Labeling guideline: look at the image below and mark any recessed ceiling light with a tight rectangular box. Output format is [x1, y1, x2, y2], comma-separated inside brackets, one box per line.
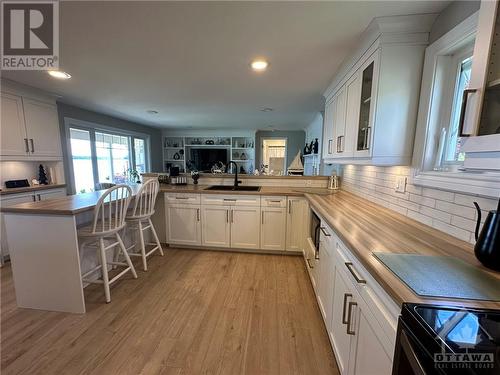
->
[261, 107, 274, 112]
[251, 59, 268, 72]
[47, 70, 71, 79]
[146, 110, 159, 114]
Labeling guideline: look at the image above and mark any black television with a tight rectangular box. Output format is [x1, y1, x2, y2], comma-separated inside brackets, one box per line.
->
[189, 148, 229, 172]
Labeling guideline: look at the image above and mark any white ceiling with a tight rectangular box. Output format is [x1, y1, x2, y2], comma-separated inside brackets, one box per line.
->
[1, 1, 450, 130]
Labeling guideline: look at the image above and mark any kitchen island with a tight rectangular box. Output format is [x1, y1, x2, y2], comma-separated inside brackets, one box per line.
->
[1, 185, 143, 313]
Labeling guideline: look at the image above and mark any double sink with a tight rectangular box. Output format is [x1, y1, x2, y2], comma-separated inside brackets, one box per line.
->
[204, 185, 261, 192]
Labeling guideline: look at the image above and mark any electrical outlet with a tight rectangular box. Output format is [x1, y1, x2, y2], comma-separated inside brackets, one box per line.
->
[395, 177, 407, 193]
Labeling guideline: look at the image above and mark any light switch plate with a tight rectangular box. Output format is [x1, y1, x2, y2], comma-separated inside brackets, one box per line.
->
[395, 177, 407, 193]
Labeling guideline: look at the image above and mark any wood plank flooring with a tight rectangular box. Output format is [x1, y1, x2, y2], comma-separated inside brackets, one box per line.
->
[1, 249, 339, 375]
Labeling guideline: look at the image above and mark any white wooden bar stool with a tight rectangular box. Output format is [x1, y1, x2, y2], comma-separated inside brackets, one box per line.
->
[125, 179, 163, 271]
[78, 185, 137, 303]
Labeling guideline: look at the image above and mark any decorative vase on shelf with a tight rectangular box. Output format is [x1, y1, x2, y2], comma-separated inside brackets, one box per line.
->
[191, 171, 200, 185]
[313, 138, 319, 154]
[304, 143, 310, 155]
[38, 164, 48, 185]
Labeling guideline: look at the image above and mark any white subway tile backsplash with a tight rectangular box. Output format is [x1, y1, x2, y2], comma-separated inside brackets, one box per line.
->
[409, 193, 436, 208]
[422, 188, 454, 202]
[341, 165, 497, 244]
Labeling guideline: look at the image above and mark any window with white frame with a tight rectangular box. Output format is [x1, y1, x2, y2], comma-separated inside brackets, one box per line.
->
[67, 122, 150, 194]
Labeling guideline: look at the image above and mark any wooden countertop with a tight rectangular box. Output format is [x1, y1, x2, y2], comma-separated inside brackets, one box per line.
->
[0, 184, 334, 214]
[306, 191, 500, 310]
[142, 172, 329, 180]
[0, 184, 67, 196]
[159, 184, 336, 196]
[1, 185, 142, 215]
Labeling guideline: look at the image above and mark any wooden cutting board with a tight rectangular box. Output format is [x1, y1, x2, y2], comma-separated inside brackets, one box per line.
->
[373, 253, 500, 301]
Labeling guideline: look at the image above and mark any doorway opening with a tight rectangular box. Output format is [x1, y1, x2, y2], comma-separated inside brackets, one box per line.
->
[261, 138, 287, 175]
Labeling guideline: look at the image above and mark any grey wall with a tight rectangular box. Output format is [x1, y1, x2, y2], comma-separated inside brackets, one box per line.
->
[429, 0, 480, 44]
[57, 103, 163, 191]
[255, 130, 305, 169]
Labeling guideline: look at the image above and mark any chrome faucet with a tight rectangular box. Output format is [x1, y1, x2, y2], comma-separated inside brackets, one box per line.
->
[228, 161, 242, 189]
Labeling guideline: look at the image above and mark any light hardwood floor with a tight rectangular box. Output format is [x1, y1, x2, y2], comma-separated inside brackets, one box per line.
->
[1, 249, 339, 375]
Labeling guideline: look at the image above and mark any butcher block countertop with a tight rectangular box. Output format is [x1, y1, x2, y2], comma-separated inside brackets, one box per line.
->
[0, 184, 67, 196]
[306, 191, 500, 310]
[159, 184, 335, 196]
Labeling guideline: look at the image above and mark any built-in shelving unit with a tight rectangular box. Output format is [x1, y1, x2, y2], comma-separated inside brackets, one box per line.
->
[163, 135, 255, 174]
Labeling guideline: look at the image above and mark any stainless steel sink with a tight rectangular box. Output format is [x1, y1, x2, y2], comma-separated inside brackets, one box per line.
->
[204, 185, 261, 192]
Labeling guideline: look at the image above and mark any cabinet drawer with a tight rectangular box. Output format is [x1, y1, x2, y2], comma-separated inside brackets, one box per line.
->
[201, 194, 260, 207]
[165, 193, 201, 205]
[261, 196, 286, 208]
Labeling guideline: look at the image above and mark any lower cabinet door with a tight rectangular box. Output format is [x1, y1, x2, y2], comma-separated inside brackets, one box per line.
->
[201, 205, 230, 248]
[166, 205, 201, 246]
[329, 270, 353, 375]
[285, 197, 308, 252]
[260, 207, 286, 251]
[230, 206, 260, 249]
[350, 301, 392, 375]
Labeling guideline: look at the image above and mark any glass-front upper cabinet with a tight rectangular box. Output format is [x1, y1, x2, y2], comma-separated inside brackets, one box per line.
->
[461, 0, 500, 169]
[356, 62, 375, 151]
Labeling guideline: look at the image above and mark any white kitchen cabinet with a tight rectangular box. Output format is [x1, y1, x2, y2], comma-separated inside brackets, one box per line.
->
[317, 227, 336, 330]
[323, 15, 432, 165]
[22, 98, 62, 158]
[322, 98, 335, 158]
[285, 197, 308, 252]
[1, 187, 67, 264]
[260, 207, 286, 251]
[0, 92, 28, 157]
[459, 1, 500, 169]
[350, 304, 393, 375]
[1, 88, 62, 160]
[230, 206, 260, 249]
[166, 204, 201, 246]
[329, 268, 353, 375]
[201, 205, 231, 248]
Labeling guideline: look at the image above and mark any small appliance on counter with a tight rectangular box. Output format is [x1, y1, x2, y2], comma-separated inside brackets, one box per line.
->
[393, 303, 500, 375]
[473, 198, 500, 271]
[5, 179, 30, 189]
[328, 174, 340, 190]
[170, 176, 187, 185]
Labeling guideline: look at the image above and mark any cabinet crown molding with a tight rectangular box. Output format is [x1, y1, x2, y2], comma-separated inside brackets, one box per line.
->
[1, 79, 60, 105]
[324, 14, 436, 100]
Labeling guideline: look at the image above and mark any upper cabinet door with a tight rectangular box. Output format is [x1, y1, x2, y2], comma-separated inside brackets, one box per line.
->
[322, 98, 335, 158]
[333, 87, 348, 157]
[22, 98, 62, 158]
[461, 1, 500, 160]
[354, 58, 376, 158]
[0, 93, 29, 157]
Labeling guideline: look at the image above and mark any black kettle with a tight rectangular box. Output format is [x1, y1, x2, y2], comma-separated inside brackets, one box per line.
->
[473, 198, 500, 271]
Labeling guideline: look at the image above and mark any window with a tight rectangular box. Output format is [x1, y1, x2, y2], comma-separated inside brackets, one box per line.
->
[444, 53, 472, 164]
[67, 121, 149, 194]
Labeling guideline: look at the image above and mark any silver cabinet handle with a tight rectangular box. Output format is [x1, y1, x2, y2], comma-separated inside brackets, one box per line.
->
[32, 194, 36, 202]
[223, 198, 236, 202]
[230, 209, 234, 223]
[306, 259, 314, 269]
[288, 200, 292, 214]
[196, 208, 200, 221]
[342, 293, 352, 324]
[30, 139, 34, 153]
[328, 139, 333, 154]
[24, 138, 29, 153]
[37, 194, 41, 201]
[175, 197, 189, 200]
[269, 200, 282, 203]
[346, 301, 357, 335]
[345, 262, 366, 284]
[261, 211, 264, 225]
[226, 209, 229, 223]
[320, 227, 331, 236]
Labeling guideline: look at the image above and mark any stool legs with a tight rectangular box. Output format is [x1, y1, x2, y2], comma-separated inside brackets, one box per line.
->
[99, 238, 111, 303]
[149, 218, 164, 257]
[138, 221, 147, 271]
